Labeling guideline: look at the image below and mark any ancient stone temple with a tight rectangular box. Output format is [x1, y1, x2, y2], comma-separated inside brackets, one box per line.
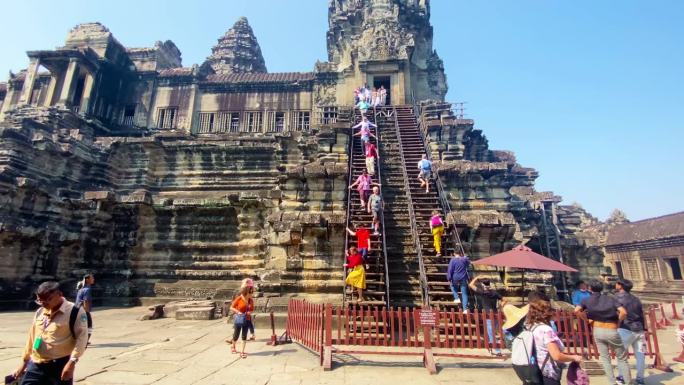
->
[0, 0, 603, 308]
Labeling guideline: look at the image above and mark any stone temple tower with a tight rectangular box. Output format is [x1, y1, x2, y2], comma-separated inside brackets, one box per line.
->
[326, 0, 447, 104]
[205, 17, 267, 74]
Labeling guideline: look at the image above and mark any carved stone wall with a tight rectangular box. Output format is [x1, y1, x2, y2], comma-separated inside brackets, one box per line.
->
[0, 106, 349, 307]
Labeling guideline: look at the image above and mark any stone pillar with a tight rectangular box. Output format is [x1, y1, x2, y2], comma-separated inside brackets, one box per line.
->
[80, 72, 95, 114]
[19, 58, 41, 105]
[58, 58, 79, 107]
[0, 85, 18, 121]
[187, 83, 199, 134]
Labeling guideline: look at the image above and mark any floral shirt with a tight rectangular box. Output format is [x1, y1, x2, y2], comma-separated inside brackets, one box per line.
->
[532, 323, 564, 380]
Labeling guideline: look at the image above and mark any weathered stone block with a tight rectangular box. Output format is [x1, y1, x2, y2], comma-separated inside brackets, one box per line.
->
[176, 306, 216, 320]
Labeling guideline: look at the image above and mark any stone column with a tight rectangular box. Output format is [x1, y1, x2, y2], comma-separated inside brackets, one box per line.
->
[43, 73, 60, 107]
[19, 58, 41, 105]
[58, 58, 79, 107]
[80, 72, 95, 114]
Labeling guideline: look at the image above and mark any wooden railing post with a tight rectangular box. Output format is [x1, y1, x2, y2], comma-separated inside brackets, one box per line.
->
[647, 307, 673, 372]
[323, 304, 333, 370]
[671, 302, 681, 320]
[419, 308, 437, 374]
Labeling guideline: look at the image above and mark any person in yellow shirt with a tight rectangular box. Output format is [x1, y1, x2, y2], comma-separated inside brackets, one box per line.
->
[13, 281, 88, 385]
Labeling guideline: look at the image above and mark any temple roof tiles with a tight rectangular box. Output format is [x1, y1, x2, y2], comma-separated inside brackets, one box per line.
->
[158, 67, 194, 77]
[204, 72, 315, 84]
[606, 211, 684, 246]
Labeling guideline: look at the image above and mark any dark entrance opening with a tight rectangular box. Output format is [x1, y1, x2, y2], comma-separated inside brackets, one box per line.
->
[72, 74, 86, 112]
[373, 76, 391, 105]
[668, 258, 682, 280]
[615, 261, 624, 279]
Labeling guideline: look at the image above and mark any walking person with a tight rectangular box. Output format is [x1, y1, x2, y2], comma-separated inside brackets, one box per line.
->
[469, 276, 506, 356]
[446, 251, 470, 313]
[364, 141, 378, 176]
[417, 154, 432, 193]
[571, 280, 591, 306]
[429, 210, 445, 257]
[528, 298, 584, 385]
[240, 278, 257, 341]
[348, 170, 379, 208]
[367, 186, 383, 236]
[575, 280, 631, 385]
[12, 281, 88, 385]
[229, 284, 254, 359]
[363, 85, 371, 105]
[379, 85, 387, 106]
[75, 274, 94, 343]
[344, 246, 366, 302]
[615, 279, 646, 385]
[346, 223, 371, 269]
[352, 116, 377, 145]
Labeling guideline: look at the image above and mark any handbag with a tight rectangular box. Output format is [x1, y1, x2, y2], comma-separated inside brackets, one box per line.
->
[234, 313, 246, 326]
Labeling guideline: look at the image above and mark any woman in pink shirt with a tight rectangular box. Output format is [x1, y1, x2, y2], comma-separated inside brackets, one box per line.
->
[348, 170, 380, 208]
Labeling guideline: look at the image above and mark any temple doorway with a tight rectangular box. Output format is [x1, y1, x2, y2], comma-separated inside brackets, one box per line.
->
[373, 76, 391, 105]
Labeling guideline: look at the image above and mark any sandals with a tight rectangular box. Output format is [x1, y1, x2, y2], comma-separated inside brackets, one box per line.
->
[231, 346, 238, 354]
[249, 336, 256, 341]
[240, 352, 248, 359]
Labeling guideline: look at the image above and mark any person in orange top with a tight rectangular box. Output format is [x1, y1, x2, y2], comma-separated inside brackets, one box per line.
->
[229, 285, 254, 358]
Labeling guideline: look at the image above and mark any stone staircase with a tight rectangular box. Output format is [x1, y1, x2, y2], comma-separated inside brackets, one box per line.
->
[394, 106, 465, 308]
[375, 108, 425, 307]
[343, 111, 388, 306]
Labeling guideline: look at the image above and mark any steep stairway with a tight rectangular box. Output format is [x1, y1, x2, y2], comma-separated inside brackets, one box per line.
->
[394, 105, 466, 308]
[375, 108, 425, 307]
[343, 110, 389, 306]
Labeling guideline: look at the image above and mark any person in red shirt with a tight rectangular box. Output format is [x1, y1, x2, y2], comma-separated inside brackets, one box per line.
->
[364, 142, 378, 176]
[344, 246, 366, 302]
[228, 285, 254, 358]
[346, 224, 370, 268]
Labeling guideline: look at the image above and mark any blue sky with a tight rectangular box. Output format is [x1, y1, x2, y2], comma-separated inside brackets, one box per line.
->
[0, 1, 681, 221]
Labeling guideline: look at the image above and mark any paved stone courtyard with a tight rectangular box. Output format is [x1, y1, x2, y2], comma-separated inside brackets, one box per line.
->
[0, 307, 682, 385]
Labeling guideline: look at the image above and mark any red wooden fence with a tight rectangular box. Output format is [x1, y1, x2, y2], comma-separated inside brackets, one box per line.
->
[285, 299, 325, 364]
[286, 299, 675, 373]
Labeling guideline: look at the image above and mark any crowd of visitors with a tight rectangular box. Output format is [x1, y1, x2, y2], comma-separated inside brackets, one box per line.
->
[501, 278, 649, 385]
[353, 84, 387, 109]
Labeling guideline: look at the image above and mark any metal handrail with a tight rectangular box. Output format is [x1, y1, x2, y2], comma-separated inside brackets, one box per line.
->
[392, 106, 429, 306]
[342, 107, 355, 307]
[412, 105, 467, 257]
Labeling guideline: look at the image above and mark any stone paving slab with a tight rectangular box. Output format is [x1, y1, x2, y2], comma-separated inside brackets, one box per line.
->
[0, 307, 681, 385]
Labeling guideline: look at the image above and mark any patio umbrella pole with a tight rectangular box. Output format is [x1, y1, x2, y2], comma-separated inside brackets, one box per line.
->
[521, 269, 525, 304]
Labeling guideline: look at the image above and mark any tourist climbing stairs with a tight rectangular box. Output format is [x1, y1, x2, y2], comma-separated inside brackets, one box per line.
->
[343, 110, 390, 306]
[393, 106, 467, 308]
[374, 107, 426, 307]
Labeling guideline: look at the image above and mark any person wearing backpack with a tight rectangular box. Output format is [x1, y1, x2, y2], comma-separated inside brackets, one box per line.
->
[12, 281, 88, 385]
[75, 274, 94, 343]
[528, 298, 583, 385]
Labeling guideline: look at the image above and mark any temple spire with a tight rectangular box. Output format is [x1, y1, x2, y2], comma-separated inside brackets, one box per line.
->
[205, 17, 267, 75]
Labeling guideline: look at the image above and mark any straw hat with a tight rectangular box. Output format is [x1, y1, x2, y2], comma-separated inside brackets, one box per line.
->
[502, 303, 530, 330]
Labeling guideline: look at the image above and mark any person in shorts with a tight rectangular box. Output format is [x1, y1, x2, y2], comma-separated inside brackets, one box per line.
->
[417, 154, 432, 193]
[367, 186, 383, 236]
